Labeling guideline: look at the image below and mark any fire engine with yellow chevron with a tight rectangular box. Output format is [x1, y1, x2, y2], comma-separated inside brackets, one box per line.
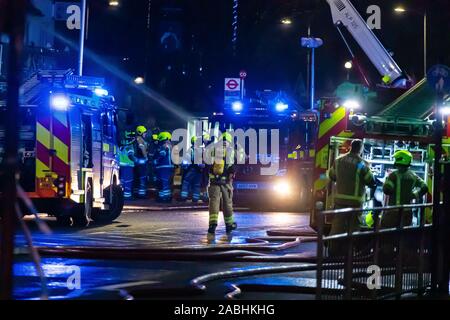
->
[0, 70, 124, 227]
[310, 79, 445, 231]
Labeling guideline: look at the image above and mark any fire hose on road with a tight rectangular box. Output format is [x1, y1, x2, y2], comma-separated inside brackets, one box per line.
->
[34, 236, 310, 261]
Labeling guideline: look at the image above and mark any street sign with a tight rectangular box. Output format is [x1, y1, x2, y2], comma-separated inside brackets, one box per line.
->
[225, 78, 241, 91]
[224, 78, 241, 104]
[300, 37, 323, 49]
[427, 64, 450, 94]
[239, 70, 247, 79]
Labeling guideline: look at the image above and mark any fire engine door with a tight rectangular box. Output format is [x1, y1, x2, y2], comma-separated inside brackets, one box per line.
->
[81, 114, 93, 169]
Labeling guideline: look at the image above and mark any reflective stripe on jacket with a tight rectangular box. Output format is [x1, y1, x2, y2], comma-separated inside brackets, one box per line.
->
[383, 169, 428, 206]
[155, 142, 173, 169]
[328, 152, 375, 206]
[119, 145, 135, 167]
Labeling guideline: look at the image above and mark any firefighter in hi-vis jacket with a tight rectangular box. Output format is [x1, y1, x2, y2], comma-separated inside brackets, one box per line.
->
[207, 132, 238, 236]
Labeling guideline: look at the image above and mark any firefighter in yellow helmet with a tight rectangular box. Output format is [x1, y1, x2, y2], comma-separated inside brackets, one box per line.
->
[207, 132, 237, 236]
[328, 139, 376, 237]
[134, 125, 149, 198]
[154, 131, 174, 202]
[381, 150, 428, 228]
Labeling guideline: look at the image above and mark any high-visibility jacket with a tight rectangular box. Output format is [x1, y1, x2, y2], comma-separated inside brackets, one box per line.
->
[119, 144, 135, 167]
[383, 168, 428, 206]
[154, 141, 173, 169]
[209, 147, 236, 185]
[328, 152, 375, 207]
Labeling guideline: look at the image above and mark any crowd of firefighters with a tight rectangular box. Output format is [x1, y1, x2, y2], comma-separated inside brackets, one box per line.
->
[118, 125, 238, 235]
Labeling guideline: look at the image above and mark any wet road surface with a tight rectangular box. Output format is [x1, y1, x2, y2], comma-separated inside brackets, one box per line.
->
[14, 203, 318, 300]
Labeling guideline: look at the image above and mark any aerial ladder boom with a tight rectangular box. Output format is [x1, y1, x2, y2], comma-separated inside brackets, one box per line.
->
[326, 0, 408, 88]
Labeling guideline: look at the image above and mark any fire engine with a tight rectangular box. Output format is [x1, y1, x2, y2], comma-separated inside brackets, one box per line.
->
[310, 90, 438, 229]
[0, 70, 124, 226]
[309, 0, 443, 229]
[187, 90, 315, 211]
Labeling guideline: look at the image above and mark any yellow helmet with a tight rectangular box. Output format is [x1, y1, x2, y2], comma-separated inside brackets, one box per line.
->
[394, 150, 413, 166]
[136, 125, 147, 135]
[152, 134, 158, 141]
[203, 132, 211, 140]
[365, 211, 374, 228]
[191, 136, 198, 144]
[222, 132, 233, 143]
[158, 131, 172, 141]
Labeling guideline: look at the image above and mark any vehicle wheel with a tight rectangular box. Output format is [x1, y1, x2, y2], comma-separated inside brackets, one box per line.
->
[91, 185, 124, 223]
[72, 178, 93, 227]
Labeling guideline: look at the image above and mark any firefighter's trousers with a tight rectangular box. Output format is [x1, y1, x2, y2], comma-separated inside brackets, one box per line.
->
[380, 209, 413, 229]
[379, 209, 414, 260]
[328, 203, 361, 256]
[208, 183, 234, 226]
[135, 159, 148, 198]
[156, 166, 173, 201]
[120, 165, 134, 199]
[181, 169, 201, 202]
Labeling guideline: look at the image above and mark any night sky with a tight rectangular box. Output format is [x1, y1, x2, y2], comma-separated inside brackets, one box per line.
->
[74, 0, 450, 128]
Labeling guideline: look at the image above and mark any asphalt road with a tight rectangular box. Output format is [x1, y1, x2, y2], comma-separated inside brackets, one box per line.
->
[13, 202, 318, 300]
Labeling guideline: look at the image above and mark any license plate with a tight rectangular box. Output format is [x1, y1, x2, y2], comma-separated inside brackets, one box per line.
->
[236, 183, 259, 190]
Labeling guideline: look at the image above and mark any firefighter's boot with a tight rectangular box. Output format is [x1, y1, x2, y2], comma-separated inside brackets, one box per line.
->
[208, 224, 217, 235]
[226, 222, 237, 234]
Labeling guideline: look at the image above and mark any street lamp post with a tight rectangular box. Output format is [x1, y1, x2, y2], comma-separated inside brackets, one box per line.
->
[301, 37, 323, 110]
[78, 0, 87, 76]
[345, 61, 353, 81]
[394, 6, 427, 78]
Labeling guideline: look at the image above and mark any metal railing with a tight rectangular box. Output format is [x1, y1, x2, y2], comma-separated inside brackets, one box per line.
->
[316, 203, 433, 300]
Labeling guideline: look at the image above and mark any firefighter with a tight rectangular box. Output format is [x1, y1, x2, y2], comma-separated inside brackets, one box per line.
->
[180, 136, 204, 202]
[328, 139, 376, 236]
[381, 150, 428, 228]
[154, 131, 174, 202]
[119, 131, 136, 200]
[134, 125, 149, 198]
[207, 132, 238, 236]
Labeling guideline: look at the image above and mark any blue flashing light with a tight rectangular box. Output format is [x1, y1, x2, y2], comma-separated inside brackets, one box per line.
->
[275, 102, 289, 112]
[231, 101, 243, 112]
[50, 94, 70, 111]
[94, 88, 109, 97]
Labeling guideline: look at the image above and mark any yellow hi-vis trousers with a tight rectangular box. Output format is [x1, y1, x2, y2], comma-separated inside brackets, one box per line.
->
[208, 184, 234, 226]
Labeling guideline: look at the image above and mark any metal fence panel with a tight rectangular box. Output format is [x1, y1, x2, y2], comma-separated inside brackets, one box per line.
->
[316, 204, 433, 300]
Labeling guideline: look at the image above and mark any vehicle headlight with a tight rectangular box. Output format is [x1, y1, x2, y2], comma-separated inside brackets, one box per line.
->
[273, 180, 291, 196]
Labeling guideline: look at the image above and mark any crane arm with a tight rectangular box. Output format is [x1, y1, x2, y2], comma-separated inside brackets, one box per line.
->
[326, 0, 407, 87]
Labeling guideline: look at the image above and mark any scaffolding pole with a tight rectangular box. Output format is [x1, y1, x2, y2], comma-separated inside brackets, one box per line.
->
[0, 0, 26, 300]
